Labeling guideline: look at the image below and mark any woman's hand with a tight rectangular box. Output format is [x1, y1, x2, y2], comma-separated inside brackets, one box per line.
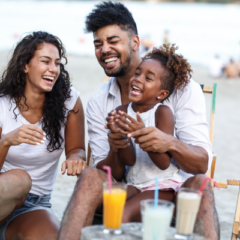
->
[2, 124, 45, 146]
[61, 155, 87, 177]
[115, 111, 145, 135]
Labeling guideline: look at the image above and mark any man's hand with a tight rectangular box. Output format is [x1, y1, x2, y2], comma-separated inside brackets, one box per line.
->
[128, 127, 173, 153]
[61, 155, 87, 177]
[115, 111, 145, 135]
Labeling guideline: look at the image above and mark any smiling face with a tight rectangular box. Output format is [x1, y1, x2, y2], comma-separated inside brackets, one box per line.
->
[24, 42, 61, 93]
[129, 59, 169, 109]
[93, 24, 133, 77]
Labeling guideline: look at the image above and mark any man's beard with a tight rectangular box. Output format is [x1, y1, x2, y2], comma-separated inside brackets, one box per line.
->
[104, 50, 132, 78]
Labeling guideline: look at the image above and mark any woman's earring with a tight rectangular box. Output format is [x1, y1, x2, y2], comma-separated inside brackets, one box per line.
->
[157, 97, 161, 100]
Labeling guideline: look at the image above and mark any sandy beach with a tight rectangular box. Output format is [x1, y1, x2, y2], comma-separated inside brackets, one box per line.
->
[1, 50, 240, 239]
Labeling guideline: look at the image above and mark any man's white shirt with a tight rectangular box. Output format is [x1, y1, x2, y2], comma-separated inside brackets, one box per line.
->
[86, 77, 212, 182]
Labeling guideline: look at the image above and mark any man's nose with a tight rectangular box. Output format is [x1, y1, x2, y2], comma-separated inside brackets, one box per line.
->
[101, 42, 111, 54]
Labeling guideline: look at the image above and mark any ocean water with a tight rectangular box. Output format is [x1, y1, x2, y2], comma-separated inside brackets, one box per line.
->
[0, 1, 239, 66]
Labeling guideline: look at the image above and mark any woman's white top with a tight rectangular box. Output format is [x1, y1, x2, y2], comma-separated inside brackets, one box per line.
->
[0, 87, 79, 196]
[126, 102, 183, 189]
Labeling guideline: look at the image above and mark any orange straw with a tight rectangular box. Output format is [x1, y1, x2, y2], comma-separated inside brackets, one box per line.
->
[102, 165, 112, 193]
[198, 177, 220, 196]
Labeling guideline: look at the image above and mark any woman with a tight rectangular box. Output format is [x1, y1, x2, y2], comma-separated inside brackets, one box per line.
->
[0, 31, 86, 240]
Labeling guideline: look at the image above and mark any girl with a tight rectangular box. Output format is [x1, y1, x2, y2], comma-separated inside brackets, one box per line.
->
[0, 32, 86, 240]
[106, 44, 192, 222]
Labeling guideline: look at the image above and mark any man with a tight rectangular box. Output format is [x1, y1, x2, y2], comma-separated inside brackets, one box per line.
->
[58, 2, 219, 240]
[225, 59, 239, 78]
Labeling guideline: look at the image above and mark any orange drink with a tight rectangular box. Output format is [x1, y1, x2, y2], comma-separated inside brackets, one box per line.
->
[103, 182, 127, 234]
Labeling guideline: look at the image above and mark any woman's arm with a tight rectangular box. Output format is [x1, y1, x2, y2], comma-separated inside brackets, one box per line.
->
[0, 128, 10, 170]
[146, 105, 174, 170]
[63, 97, 86, 176]
[0, 125, 45, 170]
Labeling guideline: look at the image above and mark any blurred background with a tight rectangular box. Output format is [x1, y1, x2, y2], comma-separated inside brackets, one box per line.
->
[0, 1, 240, 240]
[0, 0, 240, 68]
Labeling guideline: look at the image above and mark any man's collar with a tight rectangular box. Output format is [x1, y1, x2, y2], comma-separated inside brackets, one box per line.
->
[108, 77, 120, 97]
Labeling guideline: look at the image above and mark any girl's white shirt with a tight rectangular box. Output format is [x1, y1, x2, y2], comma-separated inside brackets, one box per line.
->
[0, 87, 79, 196]
[126, 102, 183, 189]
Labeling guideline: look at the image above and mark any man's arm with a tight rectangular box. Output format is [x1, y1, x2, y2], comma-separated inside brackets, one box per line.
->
[129, 127, 208, 175]
[86, 98, 126, 181]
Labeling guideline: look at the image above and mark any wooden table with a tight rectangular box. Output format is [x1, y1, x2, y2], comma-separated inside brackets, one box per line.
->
[81, 223, 207, 240]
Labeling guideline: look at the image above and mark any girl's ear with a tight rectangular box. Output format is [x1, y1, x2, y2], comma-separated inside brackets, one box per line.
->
[156, 90, 169, 101]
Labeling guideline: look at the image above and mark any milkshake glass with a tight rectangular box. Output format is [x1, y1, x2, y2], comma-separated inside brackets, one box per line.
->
[141, 199, 174, 240]
[175, 188, 202, 239]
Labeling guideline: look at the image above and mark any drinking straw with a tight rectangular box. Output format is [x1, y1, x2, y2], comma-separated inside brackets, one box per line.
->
[154, 177, 158, 208]
[198, 177, 220, 196]
[153, 178, 159, 240]
[102, 165, 112, 193]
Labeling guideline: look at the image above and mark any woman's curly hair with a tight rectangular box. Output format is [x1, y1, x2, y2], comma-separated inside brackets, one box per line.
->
[0, 31, 72, 152]
[143, 44, 192, 101]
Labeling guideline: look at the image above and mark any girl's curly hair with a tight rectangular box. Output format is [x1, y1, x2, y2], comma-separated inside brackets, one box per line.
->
[143, 44, 192, 101]
[0, 31, 72, 152]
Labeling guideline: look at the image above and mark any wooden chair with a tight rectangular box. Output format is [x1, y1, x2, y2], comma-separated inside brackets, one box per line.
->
[200, 84, 217, 179]
[201, 84, 240, 240]
[217, 180, 240, 240]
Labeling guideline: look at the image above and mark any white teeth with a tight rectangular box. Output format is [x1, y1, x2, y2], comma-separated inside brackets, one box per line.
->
[43, 76, 54, 81]
[104, 58, 117, 63]
[132, 86, 141, 91]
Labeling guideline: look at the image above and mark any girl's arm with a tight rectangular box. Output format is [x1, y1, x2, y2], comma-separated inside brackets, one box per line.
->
[147, 105, 174, 170]
[104, 105, 136, 167]
[97, 105, 135, 181]
[115, 105, 136, 167]
[63, 97, 86, 176]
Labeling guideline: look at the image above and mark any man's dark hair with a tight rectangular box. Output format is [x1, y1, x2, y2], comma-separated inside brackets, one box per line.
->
[85, 1, 138, 36]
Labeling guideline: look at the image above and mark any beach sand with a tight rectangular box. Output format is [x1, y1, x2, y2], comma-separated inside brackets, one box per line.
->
[1, 51, 240, 239]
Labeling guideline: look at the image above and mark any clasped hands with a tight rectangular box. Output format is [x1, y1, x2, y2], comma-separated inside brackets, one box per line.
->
[105, 110, 171, 154]
[105, 110, 144, 152]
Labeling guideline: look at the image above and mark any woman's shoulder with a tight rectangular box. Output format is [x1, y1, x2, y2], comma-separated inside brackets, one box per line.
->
[64, 87, 79, 111]
[0, 95, 11, 107]
[0, 95, 12, 127]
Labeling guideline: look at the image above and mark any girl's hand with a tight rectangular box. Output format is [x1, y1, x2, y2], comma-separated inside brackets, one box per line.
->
[105, 110, 120, 133]
[3, 124, 45, 146]
[115, 111, 145, 135]
[61, 156, 87, 177]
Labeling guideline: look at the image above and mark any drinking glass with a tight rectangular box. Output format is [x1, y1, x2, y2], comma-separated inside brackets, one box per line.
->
[141, 199, 174, 240]
[103, 182, 127, 235]
[175, 188, 202, 239]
